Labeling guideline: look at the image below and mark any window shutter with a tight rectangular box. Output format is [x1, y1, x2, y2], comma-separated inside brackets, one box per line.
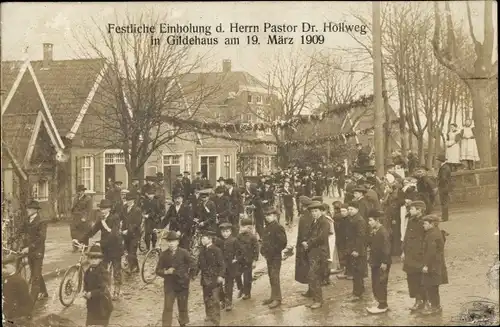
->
[94, 154, 102, 194]
[75, 156, 81, 186]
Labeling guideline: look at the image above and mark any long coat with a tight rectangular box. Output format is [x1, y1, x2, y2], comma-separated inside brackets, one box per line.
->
[156, 247, 195, 292]
[402, 216, 425, 274]
[121, 204, 143, 240]
[162, 202, 193, 241]
[295, 211, 313, 284]
[305, 216, 330, 279]
[422, 226, 448, 286]
[84, 263, 113, 326]
[197, 244, 226, 290]
[70, 194, 93, 240]
[21, 214, 48, 259]
[437, 163, 452, 194]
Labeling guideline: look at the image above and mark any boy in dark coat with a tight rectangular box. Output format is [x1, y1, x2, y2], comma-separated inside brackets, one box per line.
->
[346, 202, 368, 301]
[156, 231, 195, 327]
[261, 207, 287, 309]
[83, 244, 113, 327]
[194, 230, 225, 326]
[235, 218, 259, 300]
[214, 223, 239, 311]
[366, 210, 392, 314]
[121, 192, 143, 273]
[335, 203, 350, 279]
[421, 214, 448, 316]
[402, 200, 427, 313]
[2, 254, 34, 325]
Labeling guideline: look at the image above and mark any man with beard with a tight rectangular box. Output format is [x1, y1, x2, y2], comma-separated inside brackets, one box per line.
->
[295, 196, 313, 294]
[225, 178, 242, 235]
[302, 201, 330, 309]
[345, 202, 368, 302]
[414, 167, 437, 215]
[121, 192, 143, 273]
[70, 184, 93, 251]
[161, 193, 193, 251]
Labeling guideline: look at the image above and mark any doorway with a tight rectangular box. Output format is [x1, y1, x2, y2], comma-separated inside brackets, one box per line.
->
[163, 155, 182, 197]
[200, 156, 218, 187]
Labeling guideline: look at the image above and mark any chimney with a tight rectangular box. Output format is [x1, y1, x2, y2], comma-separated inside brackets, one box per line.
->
[42, 43, 53, 69]
[222, 59, 231, 73]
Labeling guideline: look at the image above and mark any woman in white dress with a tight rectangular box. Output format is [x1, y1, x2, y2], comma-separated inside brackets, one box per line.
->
[446, 123, 462, 171]
[460, 119, 480, 169]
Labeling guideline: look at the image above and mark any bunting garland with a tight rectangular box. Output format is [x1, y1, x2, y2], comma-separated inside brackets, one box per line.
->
[163, 94, 374, 133]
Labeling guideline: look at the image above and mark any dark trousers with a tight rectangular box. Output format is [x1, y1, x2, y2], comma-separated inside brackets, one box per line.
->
[284, 205, 294, 224]
[345, 255, 353, 276]
[124, 236, 139, 271]
[371, 265, 391, 308]
[179, 234, 191, 251]
[337, 246, 347, 268]
[28, 255, 48, 301]
[351, 256, 366, 297]
[162, 288, 189, 327]
[235, 265, 253, 296]
[266, 256, 282, 301]
[439, 190, 449, 221]
[219, 271, 234, 305]
[295, 197, 301, 214]
[202, 286, 221, 326]
[255, 212, 264, 239]
[103, 256, 122, 287]
[407, 272, 426, 301]
[231, 215, 240, 236]
[308, 257, 323, 303]
[144, 219, 158, 250]
[425, 285, 440, 308]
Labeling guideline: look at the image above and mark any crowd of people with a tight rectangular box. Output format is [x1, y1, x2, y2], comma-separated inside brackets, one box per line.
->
[2, 149, 454, 327]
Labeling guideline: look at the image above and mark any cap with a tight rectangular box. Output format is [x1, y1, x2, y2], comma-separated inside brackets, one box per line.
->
[225, 178, 235, 185]
[409, 200, 426, 211]
[98, 199, 113, 209]
[311, 196, 323, 203]
[347, 202, 359, 209]
[114, 181, 123, 185]
[422, 214, 441, 223]
[27, 200, 41, 210]
[183, 171, 190, 174]
[353, 186, 367, 194]
[307, 201, 323, 210]
[125, 193, 136, 201]
[173, 193, 184, 198]
[219, 222, 233, 230]
[176, 173, 183, 177]
[217, 176, 226, 182]
[263, 207, 281, 216]
[145, 175, 156, 182]
[87, 244, 104, 258]
[76, 184, 87, 192]
[163, 231, 180, 241]
[240, 218, 253, 226]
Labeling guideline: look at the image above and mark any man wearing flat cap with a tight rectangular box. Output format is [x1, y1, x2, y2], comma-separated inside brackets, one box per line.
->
[156, 230, 195, 327]
[19, 200, 49, 302]
[70, 184, 93, 251]
[121, 192, 143, 273]
[161, 193, 194, 251]
[261, 207, 287, 309]
[436, 154, 452, 222]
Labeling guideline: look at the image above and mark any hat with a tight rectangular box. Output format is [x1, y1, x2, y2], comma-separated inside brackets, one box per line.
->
[176, 173, 183, 177]
[409, 200, 426, 211]
[264, 207, 281, 216]
[163, 231, 180, 241]
[240, 218, 253, 226]
[114, 181, 123, 185]
[347, 202, 359, 209]
[368, 210, 383, 218]
[416, 166, 429, 171]
[76, 184, 87, 192]
[217, 177, 226, 182]
[146, 175, 156, 182]
[422, 214, 441, 223]
[199, 189, 212, 197]
[27, 200, 41, 210]
[173, 193, 184, 198]
[87, 244, 104, 258]
[200, 229, 217, 237]
[307, 201, 323, 210]
[157, 172, 164, 177]
[125, 193, 136, 201]
[183, 171, 190, 174]
[98, 199, 113, 209]
[132, 177, 140, 181]
[215, 186, 226, 194]
[311, 196, 323, 203]
[225, 178, 235, 185]
[299, 196, 312, 205]
[219, 222, 232, 230]
[436, 154, 447, 162]
[353, 186, 367, 194]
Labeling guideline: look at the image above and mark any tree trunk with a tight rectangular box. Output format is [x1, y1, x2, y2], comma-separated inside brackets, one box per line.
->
[417, 136, 425, 165]
[408, 132, 413, 152]
[426, 127, 435, 169]
[434, 129, 442, 170]
[467, 80, 493, 167]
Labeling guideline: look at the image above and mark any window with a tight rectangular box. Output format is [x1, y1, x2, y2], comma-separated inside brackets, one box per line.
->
[224, 155, 230, 178]
[81, 156, 94, 191]
[243, 113, 253, 123]
[166, 124, 176, 142]
[32, 180, 49, 202]
[147, 166, 158, 176]
[265, 96, 271, 104]
[265, 127, 272, 135]
[247, 94, 253, 103]
[104, 152, 125, 164]
[185, 154, 192, 173]
[255, 95, 263, 104]
[163, 155, 181, 165]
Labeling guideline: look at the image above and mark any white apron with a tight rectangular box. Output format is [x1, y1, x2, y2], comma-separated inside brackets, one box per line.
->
[446, 131, 461, 164]
[460, 127, 479, 161]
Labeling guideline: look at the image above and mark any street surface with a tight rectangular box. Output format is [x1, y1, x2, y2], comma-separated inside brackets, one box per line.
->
[31, 201, 499, 326]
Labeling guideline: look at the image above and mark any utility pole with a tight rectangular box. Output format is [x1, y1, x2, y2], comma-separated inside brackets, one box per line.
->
[372, 1, 385, 178]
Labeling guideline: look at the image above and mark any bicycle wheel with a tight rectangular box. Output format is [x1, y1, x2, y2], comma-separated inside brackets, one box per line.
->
[19, 261, 32, 291]
[59, 265, 81, 307]
[141, 248, 160, 284]
[138, 229, 148, 253]
[189, 234, 201, 262]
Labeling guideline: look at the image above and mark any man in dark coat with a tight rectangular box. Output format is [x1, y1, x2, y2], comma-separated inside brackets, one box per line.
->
[436, 155, 452, 222]
[129, 178, 141, 199]
[401, 200, 427, 312]
[142, 187, 165, 251]
[70, 185, 93, 251]
[142, 176, 157, 195]
[314, 173, 325, 196]
[213, 186, 233, 227]
[182, 171, 192, 199]
[215, 223, 240, 311]
[2, 254, 34, 324]
[172, 174, 184, 199]
[334, 203, 351, 279]
[261, 207, 287, 309]
[105, 180, 123, 211]
[415, 167, 437, 214]
[225, 178, 242, 235]
[366, 210, 392, 314]
[121, 192, 143, 273]
[281, 181, 295, 226]
[294, 180, 304, 214]
[303, 175, 314, 198]
[346, 201, 368, 302]
[156, 231, 195, 327]
[421, 214, 448, 316]
[295, 196, 313, 289]
[20, 200, 49, 302]
[235, 218, 259, 300]
[302, 201, 330, 309]
[81, 199, 124, 300]
[197, 189, 218, 233]
[192, 172, 203, 191]
[352, 186, 372, 222]
[161, 194, 193, 250]
[194, 230, 225, 326]
[261, 181, 275, 209]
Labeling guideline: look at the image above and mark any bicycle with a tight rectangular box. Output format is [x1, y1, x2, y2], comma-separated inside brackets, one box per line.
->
[58, 240, 99, 307]
[138, 216, 148, 254]
[2, 247, 31, 290]
[140, 228, 168, 284]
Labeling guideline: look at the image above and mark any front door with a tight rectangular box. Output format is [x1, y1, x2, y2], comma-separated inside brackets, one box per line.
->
[163, 155, 182, 197]
[200, 156, 218, 187]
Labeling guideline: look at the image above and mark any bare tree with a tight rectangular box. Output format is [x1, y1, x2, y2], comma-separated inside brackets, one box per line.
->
[432, 0, 498, 167]
[74, 11, 221, 183]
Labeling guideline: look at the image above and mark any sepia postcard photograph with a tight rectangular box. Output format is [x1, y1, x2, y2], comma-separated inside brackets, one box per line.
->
[1, 1, 498, 326]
